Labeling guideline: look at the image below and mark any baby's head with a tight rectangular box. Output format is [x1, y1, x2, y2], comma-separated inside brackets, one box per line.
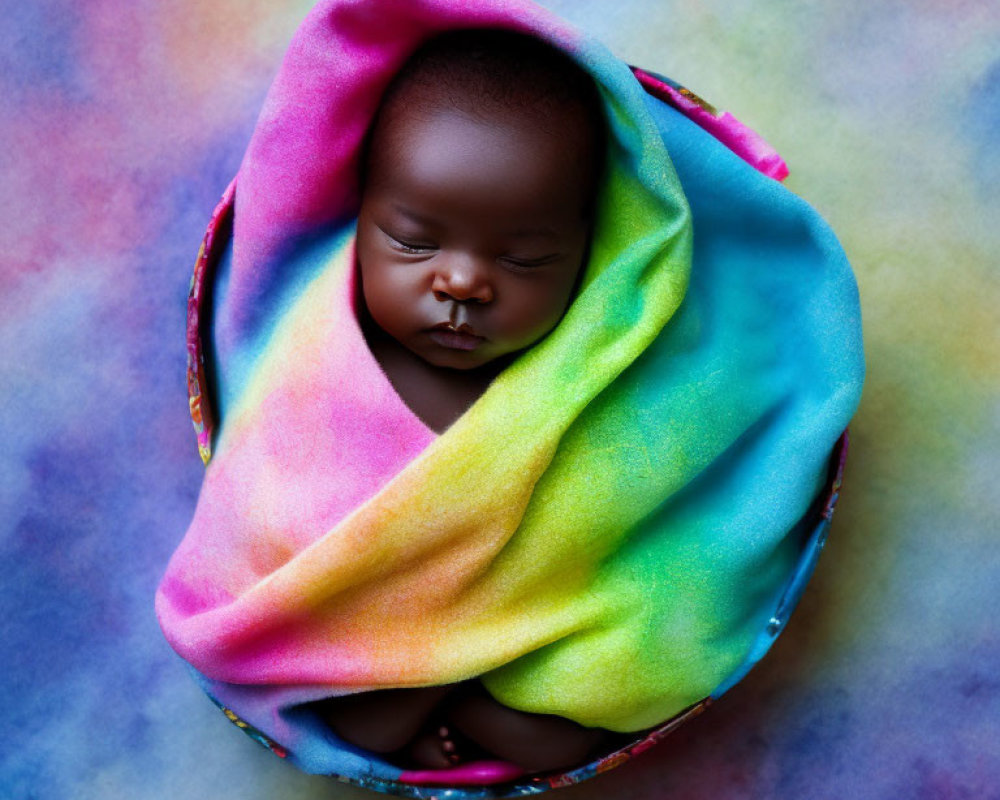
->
[357, 29, 606, 371]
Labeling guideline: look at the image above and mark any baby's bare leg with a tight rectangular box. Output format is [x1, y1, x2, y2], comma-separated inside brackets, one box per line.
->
[317, 685, 453, 753]
[447, 683, 610, 772]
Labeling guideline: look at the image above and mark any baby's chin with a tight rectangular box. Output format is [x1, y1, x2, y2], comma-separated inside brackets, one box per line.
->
[417, 347, 506, 372]
[410, 340, 523, 373]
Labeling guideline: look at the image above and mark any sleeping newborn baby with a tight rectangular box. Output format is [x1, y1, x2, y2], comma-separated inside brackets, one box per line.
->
[355, 29, 604, 434]
[318, 29, 613, 772]
[158, 0, 863, 788]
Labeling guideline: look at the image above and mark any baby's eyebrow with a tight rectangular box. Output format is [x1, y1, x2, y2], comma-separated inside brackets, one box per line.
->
[391, 203, 560, 240]
[507, 226, 558, 239]
[391, 204, 436, 226]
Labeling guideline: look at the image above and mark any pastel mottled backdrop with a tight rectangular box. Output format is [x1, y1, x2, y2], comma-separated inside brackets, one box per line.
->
[1, 1, 996, 798]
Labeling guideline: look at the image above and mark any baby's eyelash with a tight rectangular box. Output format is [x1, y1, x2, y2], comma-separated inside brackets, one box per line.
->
[392, 239, 433, 254]
[378, 226, 435, 254]
[501, 254, 559, 271]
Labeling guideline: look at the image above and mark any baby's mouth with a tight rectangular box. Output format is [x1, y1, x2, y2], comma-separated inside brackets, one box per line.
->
[426, 322, 486, 351]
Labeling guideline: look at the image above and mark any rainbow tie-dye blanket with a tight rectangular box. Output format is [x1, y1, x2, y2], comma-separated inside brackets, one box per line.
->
[156, 0, 864, 786]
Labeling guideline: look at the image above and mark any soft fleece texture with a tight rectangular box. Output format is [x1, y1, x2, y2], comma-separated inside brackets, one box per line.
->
[155, 0, 863, 780]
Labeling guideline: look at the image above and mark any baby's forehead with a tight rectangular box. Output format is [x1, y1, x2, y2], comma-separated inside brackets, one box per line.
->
[365, 97, 599, 227]
[368, 107, 590, 214]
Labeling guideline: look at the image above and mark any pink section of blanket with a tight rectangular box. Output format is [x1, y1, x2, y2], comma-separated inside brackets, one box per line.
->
[633, 68, 789, 181]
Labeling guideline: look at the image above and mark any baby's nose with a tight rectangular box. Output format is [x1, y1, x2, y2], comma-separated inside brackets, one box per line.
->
[431, 256, 494, 304]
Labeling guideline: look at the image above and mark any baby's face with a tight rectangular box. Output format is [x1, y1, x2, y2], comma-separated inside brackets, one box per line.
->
[357, 101, 594, 371]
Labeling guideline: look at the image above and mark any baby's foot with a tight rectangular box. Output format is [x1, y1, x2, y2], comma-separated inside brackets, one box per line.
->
[406, 723, 466, 769]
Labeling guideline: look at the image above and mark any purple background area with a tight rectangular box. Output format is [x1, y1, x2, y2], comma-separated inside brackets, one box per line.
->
[2, 1, 998, 798]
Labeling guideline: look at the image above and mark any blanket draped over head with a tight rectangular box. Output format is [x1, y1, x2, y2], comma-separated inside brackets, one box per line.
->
[156, 0, 864, 782]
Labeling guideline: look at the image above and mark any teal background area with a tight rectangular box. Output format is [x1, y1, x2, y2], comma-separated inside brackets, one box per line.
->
[2, 1, 997, 797]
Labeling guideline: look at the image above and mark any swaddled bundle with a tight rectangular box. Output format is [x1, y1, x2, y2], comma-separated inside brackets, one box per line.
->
[157, 0, 863, 791]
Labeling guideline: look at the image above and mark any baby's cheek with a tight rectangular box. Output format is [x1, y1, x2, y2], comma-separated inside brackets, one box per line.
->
[509, 299, 568, 346]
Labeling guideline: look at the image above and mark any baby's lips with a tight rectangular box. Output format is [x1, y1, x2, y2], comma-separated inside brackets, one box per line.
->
[427, 327, 486, 351]
[428, 320, 484, 338]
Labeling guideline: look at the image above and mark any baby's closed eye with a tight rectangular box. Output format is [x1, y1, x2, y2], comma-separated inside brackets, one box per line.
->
[498, 253, 562, 271]
[378, 225, 437, 254]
